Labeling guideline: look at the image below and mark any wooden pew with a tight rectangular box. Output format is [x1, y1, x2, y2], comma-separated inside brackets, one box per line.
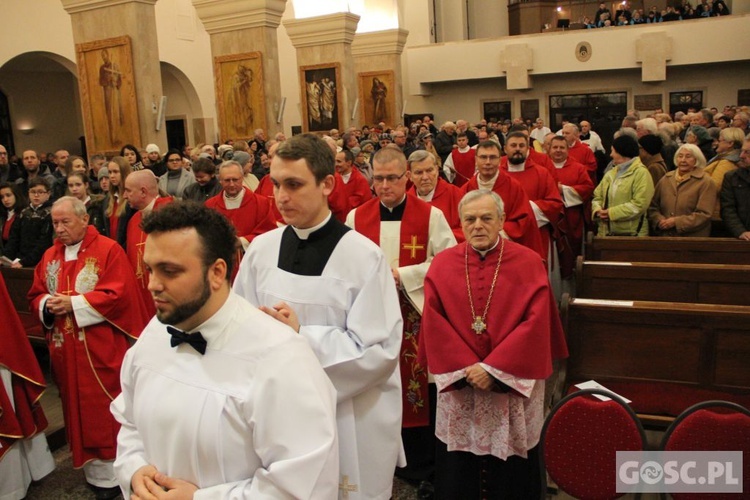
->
[1, 267, 45, 344]
[560, 296, 750, 427]
[585, 233, 749, 264]
[575, 257, 750, 306]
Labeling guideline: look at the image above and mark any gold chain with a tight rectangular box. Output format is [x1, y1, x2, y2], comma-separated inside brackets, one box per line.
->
[465, 239, 505, 334]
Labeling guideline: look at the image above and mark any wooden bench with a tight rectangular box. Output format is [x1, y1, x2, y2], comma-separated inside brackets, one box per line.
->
[1, 267, 45, 344]
[585, 233, 749, 264]
[560, 296, 750, 426]
[575, 257, 750, 306]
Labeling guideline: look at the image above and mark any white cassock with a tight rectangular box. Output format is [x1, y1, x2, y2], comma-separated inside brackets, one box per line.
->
[0, 368, 55, 500]
[234, 220, 404, 500]
[111, 292, 339, 499]
[345, 204, 456, 314]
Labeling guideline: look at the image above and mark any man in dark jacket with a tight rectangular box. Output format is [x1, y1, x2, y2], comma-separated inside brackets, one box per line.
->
[720, 138, 750, 240]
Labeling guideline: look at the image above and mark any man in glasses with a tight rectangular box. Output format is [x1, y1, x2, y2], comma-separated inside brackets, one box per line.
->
[346, 146, 456, 496]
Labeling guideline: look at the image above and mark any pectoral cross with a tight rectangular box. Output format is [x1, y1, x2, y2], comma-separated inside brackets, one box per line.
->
[60, 276, 75, 336]
[472, 316, 487, 335]
[338, 476, 358, 499]
[402, 235, 425, 259]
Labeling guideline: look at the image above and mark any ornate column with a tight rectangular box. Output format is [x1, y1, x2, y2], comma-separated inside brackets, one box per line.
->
[192, 0, 287, 140]
[351, 28, 408, 128]
[61, 0, 167, 155]
[284, 13, 359, 133]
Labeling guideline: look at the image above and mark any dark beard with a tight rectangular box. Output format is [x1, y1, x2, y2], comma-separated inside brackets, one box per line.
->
[156, 275, 211, 327]
[508, 153, 525, 165]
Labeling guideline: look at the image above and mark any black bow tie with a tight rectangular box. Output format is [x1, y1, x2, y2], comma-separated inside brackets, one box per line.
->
[167, 326, 207, 355]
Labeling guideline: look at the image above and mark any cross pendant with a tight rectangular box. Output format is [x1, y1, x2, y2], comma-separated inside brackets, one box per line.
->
[471, 316, 486, 334]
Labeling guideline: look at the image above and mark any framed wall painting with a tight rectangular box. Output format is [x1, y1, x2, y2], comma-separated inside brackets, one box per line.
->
[358, 70, 395, 128]
[214, 51, 266, 141]
[76, 36, 141, 156]
[300, 63, 341, 133]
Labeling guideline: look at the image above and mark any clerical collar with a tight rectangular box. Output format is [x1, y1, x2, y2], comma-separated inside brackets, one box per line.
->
[553, 160, 566, 169]
[380, 196, 407, 222]
[470, 237, 500, 258]
[64, 240, 83, 262]
[417, 187, 436, 202]
[141, 197, 157, 213]
[506, 161, 527, 172]
[291, 211, 331, 240]
[478, 171, 499, 190]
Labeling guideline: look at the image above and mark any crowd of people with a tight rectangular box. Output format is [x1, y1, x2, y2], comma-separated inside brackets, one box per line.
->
[1, 100, 749, 499]
[582, 0, 730, 28]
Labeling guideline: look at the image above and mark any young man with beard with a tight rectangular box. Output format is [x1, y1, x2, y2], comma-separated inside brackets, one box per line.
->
[111, 202, 339, 499]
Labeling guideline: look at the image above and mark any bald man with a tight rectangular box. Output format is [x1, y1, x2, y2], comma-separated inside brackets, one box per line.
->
[123, 170, 172, 316]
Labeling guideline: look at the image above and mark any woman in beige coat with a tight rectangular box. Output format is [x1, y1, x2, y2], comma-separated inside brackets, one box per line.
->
[648, 144, 717, 237]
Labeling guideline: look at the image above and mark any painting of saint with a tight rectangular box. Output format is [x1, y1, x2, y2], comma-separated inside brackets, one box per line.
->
[371, 77, 387, 124]
[99, 49, 123, 145]
[228, 63, 254, 137]
[214, 52, 266, 141]
[300, 65, 340, 132]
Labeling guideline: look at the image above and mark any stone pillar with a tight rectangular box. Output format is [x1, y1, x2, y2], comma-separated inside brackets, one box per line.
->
[351, 29, 409, 129]
[192, 0, 287, 140]
[61, 0, 167, 155]
[284, 13, 360, 134]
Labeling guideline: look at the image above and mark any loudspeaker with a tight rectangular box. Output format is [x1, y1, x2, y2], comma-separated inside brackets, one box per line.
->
[155, 96, 167, 131]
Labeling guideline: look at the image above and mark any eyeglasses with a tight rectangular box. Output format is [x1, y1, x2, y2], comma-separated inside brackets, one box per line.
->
[477, 155, 501, 161]
[0, 152, 7, 156]
[372, 172, 407, 184]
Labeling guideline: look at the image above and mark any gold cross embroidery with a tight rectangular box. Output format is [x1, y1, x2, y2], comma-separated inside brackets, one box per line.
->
[402, 235, 425, 259]
[135, 239, 147, 281]
[59, 276, 75, 336]
[338, 475, 358, 499]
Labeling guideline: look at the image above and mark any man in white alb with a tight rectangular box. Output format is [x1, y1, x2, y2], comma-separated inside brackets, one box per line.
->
[111, 202, 339, 499]
[233, 133, 405, 500]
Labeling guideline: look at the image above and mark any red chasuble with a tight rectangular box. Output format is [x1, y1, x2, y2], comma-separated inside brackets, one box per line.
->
[449, 148, 476, 187]
[419, 240, 568, 381]
[353, 195, 432, 427]
[555, 158, 595, 277]
[341, 168, 373, 212]
[126, 196, 172, 317]
[501, 159, 564, 264]
[568, 141, 598, 183]
[461, 171, 546, 262]
[28, 226, 151, 467]
[0, 273, 48, 460]
[408, 179, 465, 242]
[527, 149, 559, 182]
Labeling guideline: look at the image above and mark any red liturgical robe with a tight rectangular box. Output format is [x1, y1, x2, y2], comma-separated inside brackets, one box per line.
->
[254, 175, 283, 223]
[0, 273, 48, 460]
[340, 168, 373, 212]
[205, 187, 278, 243]
[555, 158, 595, 276]
[448, 148, 476, 187]
[408, 179, 465, 242]
[501, 160, 564, 257]
[28, 226, 151, 467]
[419, 240, 568, 379]
[568, 141, 598, 183]
[126, 197, 172, 316]
[352, 195, 433, 428]
[461, 172, 545, 261]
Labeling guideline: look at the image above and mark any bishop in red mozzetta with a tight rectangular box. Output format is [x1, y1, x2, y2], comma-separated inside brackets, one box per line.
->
[419, 189, 567, 499]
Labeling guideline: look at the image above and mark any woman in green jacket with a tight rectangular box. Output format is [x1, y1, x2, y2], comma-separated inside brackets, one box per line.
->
[591, 135, 655, 236]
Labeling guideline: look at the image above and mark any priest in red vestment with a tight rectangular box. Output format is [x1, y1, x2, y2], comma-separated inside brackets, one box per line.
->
[206, 161, 278, 280]
[442, 133, 476, 187]
[563, 123, 598, 184]
[407, 150, 464, 242]
[28, 197, 150, 497]
[123, 170, 172, 317]
[549, 135, 595, 278]
[500, 132, 565, 280]
[461, 140, 545, 261]
[346, 147, 456, 492]
[0, 271, 55, 498]
[418, 189, 568, 499]
[335, 149, 372, 211]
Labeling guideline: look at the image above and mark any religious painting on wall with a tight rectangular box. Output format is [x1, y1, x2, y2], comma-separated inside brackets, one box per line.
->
[300, 64, 341, 133]
[358, 70, 395, 128]
[214, 52, 266, 141]
[76, 36, 140, 156]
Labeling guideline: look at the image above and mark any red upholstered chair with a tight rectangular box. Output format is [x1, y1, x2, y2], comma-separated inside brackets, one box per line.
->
[660, 400, 750, 500]
[540, 388, 648, 500]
